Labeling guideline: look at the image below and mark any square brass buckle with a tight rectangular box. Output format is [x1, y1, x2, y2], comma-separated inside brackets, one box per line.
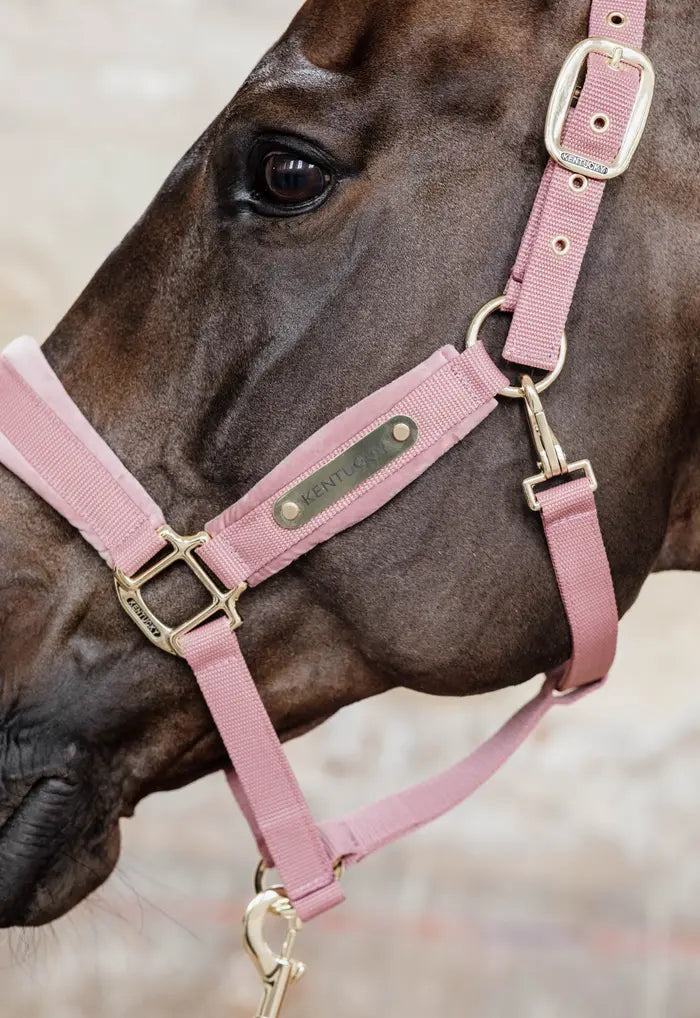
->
[545, 37, 655, 180]
[114, 526, 247, 657]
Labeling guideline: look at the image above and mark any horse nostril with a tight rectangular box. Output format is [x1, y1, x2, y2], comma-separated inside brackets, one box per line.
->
[0, 771, 115, 929]
[0, 752, 83, 833]
[0, 776, 77, 926]
[0, 775, 47, 832]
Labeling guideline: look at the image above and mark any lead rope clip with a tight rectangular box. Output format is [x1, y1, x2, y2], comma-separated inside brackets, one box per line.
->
[520, 374, 597, 512]
[243, 888, 306, 1018]
[521, 374, 568, 480]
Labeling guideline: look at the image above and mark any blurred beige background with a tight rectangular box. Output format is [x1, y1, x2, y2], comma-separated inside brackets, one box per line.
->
[1, 2, 699, 1016]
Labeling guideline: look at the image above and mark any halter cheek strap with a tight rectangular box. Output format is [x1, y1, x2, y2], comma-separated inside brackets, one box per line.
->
[503, 0, 651, 369]
[198, 342, 504, 589]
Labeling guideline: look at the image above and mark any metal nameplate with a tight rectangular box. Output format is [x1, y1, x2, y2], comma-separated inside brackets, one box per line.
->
[273, 415, 418, 530]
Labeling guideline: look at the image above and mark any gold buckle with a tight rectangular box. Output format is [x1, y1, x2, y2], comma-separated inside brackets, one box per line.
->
[113, 526, 247, 656]
[545, 37, 655, 180]
[519, 376, 597, 511]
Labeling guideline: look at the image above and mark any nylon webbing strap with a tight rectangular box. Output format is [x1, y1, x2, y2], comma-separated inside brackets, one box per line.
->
[539, 477, 618, 691]
[503, 0, 648, 369]
[198, 343, 506, 589]
[181, 618, 345, 921]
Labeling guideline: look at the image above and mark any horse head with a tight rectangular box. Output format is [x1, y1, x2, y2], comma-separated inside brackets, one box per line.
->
[0, 0, 697, 926]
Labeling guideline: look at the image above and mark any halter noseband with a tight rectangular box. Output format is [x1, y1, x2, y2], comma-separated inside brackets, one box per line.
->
[0, 1, 653, 1012]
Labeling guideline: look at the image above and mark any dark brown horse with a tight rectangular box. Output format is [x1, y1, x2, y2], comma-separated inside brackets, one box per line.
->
[0, 0, 698, 928]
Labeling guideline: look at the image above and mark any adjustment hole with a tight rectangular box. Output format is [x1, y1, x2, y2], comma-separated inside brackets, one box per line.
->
[568, 173, 588, 193]
[606, 11, 628, 27]
[591, 113, 610, 133]
[551, 235, 571, 256]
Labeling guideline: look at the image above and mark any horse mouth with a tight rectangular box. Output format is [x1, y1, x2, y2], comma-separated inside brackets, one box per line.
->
[0, 776, 120, 927]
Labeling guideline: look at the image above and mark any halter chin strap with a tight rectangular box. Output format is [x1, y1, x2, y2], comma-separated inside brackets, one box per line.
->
[0, 0, 651, 926]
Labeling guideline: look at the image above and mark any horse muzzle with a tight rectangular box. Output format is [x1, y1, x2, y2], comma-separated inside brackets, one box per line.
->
[0, 744, 120, 927]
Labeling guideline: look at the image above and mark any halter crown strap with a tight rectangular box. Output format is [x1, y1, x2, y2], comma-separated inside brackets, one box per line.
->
[503, 0, 650, 369]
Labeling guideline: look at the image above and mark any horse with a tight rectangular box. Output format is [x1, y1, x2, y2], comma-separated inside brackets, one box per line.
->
[0, 0, 697, 932]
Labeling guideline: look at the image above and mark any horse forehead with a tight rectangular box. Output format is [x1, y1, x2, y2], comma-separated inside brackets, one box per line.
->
[237, 0, 560, 143]
[235, 9, 516, 147]
[283, 0, 553, 73]
[265, 0, 498, 81]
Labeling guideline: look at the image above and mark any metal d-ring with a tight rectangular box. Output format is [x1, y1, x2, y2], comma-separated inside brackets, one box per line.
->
[465, 295, 567, 399]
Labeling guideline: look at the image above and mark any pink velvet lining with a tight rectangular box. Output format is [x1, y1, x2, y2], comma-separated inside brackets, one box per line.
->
[0, 337, 166, 572]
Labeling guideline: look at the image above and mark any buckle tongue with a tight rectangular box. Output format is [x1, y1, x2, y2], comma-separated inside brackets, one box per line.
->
[545, 37, 655, 180]
[114, 526, 246, 656]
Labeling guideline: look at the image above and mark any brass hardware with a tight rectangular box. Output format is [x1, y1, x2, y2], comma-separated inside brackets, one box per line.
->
[551, 235, 571, 255]
[244, 889, 305, 1018]
[568, 173, 588, 192]
[606, 11, 628, 28]
[273, 415, 418, 530]
[545, 37, 655, 179]
[466, 295, 567, 398]
[279, 501, 301, 522]
[590, 113, 610, 133]
[519, 376, 597, 511]
[114, 526, 247, 656]
[392, 421, 412, 442]
[521, 376, 568, 480]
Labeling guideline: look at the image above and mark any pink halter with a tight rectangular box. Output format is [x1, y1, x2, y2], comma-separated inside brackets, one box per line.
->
[0, 0, 653, 1008]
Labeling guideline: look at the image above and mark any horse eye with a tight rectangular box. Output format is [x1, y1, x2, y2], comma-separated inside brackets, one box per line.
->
[261, 152, 331, 205]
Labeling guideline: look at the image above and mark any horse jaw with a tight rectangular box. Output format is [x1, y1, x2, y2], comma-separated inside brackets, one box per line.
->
[655, 434, 700, 571]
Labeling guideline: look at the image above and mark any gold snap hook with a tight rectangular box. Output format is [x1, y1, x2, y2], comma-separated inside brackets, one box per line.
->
[519, 375, 598, 512]
[521, 375, 568, 482]
[243, 888, 306, 1018]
